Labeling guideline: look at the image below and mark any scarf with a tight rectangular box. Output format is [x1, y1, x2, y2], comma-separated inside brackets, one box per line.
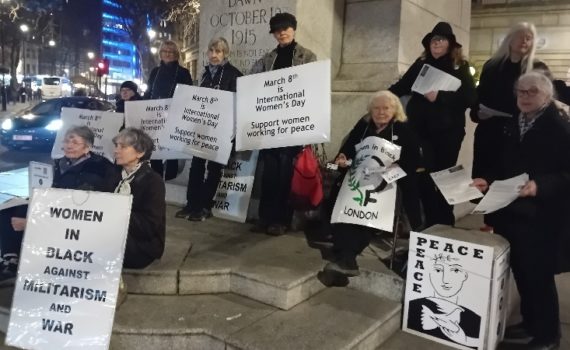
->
[114, 161, 147, 195]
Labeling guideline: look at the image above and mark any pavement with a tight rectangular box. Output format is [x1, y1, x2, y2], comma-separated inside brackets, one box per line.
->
[0, 101, 36, 121]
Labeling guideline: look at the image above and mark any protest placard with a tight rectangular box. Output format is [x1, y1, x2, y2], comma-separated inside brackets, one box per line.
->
[51, 108, 123, 162]
[330, 136, 401, 231]
[29, 162, 53, 197]
[6, 188, 132, 350]
[236, 60, 331, 151]
[211, 150, 259, 222]
[124, 99, 191, 160]
[159, 85, 234, 165]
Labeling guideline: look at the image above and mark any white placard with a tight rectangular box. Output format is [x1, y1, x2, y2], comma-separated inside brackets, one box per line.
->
[472, 173, 529, 215]
[330, 137, 400, 231]
[430, 165, 483, 205]
[124, 99, 191, 160]
[159, 85, 234, 165]
[29, 162, 53, 197]
[411, 64, 461, 95]
[403, 232, 495, 350]
[236, 60, 331, 151]
[211, 150, 259, 223]
[6, 188, 132, 350]
[51, 108, 124, 162]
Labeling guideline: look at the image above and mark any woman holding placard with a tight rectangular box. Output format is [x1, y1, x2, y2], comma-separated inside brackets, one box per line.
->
[0, 126, 115, 285]
[389, 22, 476, 228]
[471, 72, 570, 349]
[144, 40, 193, 181]
[322, 90, 421, 279]
[175, 37, 243, 221]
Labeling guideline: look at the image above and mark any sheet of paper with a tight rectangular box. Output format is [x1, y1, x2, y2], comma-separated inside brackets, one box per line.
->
[472, 173, 529, 215]
[479, 104, 512, 118]
[411, 64, 461, 95]
[430, 165, 483, 205]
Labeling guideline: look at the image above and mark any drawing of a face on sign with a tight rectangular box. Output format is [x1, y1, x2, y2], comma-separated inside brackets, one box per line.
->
[429, 253, 468, 300]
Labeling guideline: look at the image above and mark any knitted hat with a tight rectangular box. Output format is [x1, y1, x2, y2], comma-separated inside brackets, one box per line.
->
[120, 81, 138, 93]
[421, 22, 462, 50]
[269, 12, 297, 33]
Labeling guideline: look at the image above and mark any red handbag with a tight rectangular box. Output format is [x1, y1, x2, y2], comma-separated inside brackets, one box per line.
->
[290, 145, 324, 210]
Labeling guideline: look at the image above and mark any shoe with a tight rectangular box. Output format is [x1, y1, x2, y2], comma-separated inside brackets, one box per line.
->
[0, 256, 18, 287]
[324, 261, 360, 277]
[175, 207, 191, 219]
[526, 338, 560, 350]
[503, 322, 532, 343]
[249, 223, 267, 233]
[188, 211, 206, 222]
[202, 208, 213, 220]
[116, 277, 127, 309]
[266, 225, 286, 236]
[317, 270, 349, 287]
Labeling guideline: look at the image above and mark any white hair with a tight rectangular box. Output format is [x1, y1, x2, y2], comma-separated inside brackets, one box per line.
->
[516, 71, 554, 101]
[490, 22, 537, 74]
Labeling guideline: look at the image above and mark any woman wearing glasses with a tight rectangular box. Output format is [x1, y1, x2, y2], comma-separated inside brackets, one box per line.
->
[0, 126, 115, 285]
[144, 40, 193, 180]
[472, 72, 570, 350]
[389, 22, 476, 227]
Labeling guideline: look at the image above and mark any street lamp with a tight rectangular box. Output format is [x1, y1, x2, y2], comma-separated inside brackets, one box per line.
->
[20, 24, 28, 79]
[147, 29, 156, 40]
[150, 47, 157, 54]
[87, 51, 94, 59]
[48, 39, 55, 47]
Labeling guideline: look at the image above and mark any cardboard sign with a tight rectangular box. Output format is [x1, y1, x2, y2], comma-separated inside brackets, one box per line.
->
[403, 231, 495, 350]
[29, 162, 53, 197]
[236, 60, 331, 151]
[124, 98, 191, 160]
[51, 108, 123, 162]
[330, 136, 401, 231]
[6, 188, 132, 350]
[211, 150, 259, 223]
[159, 85, 234, 165]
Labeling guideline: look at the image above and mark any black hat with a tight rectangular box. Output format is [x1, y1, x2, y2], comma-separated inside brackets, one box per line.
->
[120, 81, 138, 93]
[269, 12, 297, 33]
[421, 22, 462, 50]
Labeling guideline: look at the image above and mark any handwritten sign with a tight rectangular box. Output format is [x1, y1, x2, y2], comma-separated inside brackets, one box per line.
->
[124, 99, 191, 160]
[6, 188, 132, 350]
[51, 108, 123, 162]
[236, 60, 331, 150]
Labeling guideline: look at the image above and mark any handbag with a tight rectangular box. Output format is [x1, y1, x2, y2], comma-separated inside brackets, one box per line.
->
[290, 145, 324, 210]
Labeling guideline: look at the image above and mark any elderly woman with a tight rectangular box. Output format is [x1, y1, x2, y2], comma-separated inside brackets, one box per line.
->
[112, 127, 166, 269]
[0, 126, 115, 284]
[389, 22, 476, 227]
[323, 90, 422, 278]
[144, 40, 193, 181]
[175, 37, 243, 221]
[472, 72, 570, 350]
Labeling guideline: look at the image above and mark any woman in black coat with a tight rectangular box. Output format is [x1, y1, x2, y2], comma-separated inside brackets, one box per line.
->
[0, 126, 115, 285]
[115, 80, 142, 114]
[389, 22, 476, 227]
[175, 37, 243, 221]
[323, 90, 422, 278]
[144, 40, 193, 181]
[472, 72, 570, 349]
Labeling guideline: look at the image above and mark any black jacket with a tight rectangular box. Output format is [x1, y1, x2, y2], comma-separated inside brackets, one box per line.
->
[389, 54, 476, 135]
[52, 153, 115, 192]
[116, 93, 142, 113]
[200, 62, 243, 92]
[144, 60, 193, 99]
[112, 163, 166, 262]
[485, 102, 570, 273]
[335, 117, 422, 229]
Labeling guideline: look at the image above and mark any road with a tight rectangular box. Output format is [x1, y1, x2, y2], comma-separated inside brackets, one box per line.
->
[0, 144, 52, 173]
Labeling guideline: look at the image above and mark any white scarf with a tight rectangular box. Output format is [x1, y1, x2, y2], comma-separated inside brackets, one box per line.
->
[114, 161, 146, 195]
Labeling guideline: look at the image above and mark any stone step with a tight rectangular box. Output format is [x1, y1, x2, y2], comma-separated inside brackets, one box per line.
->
[377, 331, 454, 350]
[111, 288, 401, 350]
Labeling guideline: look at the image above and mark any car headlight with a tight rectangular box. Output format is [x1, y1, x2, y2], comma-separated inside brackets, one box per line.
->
[1, 118, 12, 130]
[45, 119, 63, 131]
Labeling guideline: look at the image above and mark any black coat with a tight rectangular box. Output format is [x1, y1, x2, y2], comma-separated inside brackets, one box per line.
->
[52, 153, 115, 192]
[335, 117, 422, 229]
[144, 60, 193, 99]
[111, 163, 166, 262]
[484, 102, 570, 273]
[116, 93, 142, 113]
[200, 62, 243, 92]
[389, 54, 476, 136]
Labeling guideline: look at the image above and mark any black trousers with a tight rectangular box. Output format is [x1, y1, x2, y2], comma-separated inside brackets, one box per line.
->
[122, 236, 156, 269]
[419, 130, 464, 227]
[150, 159, 179, 181]
[495, 216, 560, 343]
[331, 223, 376, 265]
[185, 156, 223, 212]
[258, 146, 300, 226]
[0, 204, 28, 257]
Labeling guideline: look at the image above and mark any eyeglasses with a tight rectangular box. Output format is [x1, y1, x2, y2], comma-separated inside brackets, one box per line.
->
[63, 139, 85, 147]
[160, 49, 176, 54]
[515, 87, 540, 97]
[430, 35, 448, 43]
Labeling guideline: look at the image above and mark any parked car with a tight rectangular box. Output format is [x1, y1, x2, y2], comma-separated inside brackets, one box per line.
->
[0, 96, 115, 150]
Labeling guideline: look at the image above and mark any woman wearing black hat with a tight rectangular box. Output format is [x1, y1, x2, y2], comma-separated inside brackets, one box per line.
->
[116, 80, 142, 114]
[389, 22, 476, 228]
[250, 12, 317, 236]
